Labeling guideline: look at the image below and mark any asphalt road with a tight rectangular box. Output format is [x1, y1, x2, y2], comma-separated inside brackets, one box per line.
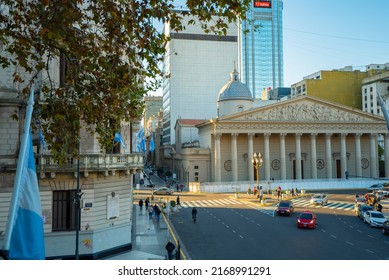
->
[169, 197, 389, 260]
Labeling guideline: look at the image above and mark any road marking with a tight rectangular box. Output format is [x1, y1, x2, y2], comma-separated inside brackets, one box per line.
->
[368, 235, 374, 239]
[226, 225, 230, 229]
[384, 241, 389, 245]
[365, 249, 374, 254]
[321, 229, 326, 233]
[239, 235, 244, 239]
[346, 241, 354, 246]
[257, 224, 261, 227]
[330, 234, 337, 239]
[349, 225, 354, 229]
[232, 230, 236, 234]
[357, 229, 362, 233]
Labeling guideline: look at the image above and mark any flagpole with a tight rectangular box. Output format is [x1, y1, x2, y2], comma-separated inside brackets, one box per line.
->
[2, 89, 35, 251]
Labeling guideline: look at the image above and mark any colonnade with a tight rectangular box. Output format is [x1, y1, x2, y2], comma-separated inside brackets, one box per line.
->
[213, 132, 389, 182]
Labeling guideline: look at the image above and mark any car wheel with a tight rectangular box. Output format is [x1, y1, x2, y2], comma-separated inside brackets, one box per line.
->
[383, 228, 387, 235]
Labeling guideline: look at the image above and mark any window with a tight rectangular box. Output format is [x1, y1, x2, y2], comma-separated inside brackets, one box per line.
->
[52, 190, 77, 231]
[194, 166, 199, 169]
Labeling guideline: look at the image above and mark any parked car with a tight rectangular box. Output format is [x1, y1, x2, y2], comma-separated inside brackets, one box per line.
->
[276, 200, 294, 216]
[356, 204, 373, 219]
[297, 211, 317, 229]
[152, 187, 174, 195]
[363, 210, 387, 227]
[368, 183, 384, 191]
[310, 193, 328, 205]
[382, 221, 389, 235]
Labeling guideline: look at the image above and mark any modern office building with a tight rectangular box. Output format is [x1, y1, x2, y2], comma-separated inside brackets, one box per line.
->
[290, 66, 369, 110]
[238, 0, 284, 99]
[362, 63, 389, 116]
[162, 13, 238, 145]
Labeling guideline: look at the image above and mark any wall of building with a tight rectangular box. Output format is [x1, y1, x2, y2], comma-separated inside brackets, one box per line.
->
[163, 15, 238, 144]
[305, 71, 368, 109]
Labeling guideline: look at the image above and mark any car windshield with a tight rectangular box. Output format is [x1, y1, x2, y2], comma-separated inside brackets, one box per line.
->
[371, 212, 385, 218]
[362, 206, 372, 211]
[300, 213, 313, 219]
[313, 195, 323, 199]
[279, 202, 290, 207]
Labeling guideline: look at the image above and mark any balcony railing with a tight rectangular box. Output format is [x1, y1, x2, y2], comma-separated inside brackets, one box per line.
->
[36, 153, 144, 174]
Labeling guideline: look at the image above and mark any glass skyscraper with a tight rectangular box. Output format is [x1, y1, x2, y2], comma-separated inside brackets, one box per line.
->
[238, 0, 284, 99]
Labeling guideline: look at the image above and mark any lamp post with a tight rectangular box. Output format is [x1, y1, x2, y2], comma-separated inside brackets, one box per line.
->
[251, 152, 263, 190]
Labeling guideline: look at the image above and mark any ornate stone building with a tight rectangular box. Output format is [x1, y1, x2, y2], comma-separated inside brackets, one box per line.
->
[197, 95, 388, 182]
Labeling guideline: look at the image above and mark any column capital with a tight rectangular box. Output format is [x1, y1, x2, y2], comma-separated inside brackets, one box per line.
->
[310, 133, 318, 138]
[295, 133, 302, 139]
[355, 133, 362, 139]
[264, 133, 271, 139]
[214, 133, 222, 140]
[248, 133, 255, 139]
[231, 133, 239, 138]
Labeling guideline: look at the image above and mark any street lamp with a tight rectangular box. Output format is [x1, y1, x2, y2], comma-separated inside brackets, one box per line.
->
[251, 152, 263, 189]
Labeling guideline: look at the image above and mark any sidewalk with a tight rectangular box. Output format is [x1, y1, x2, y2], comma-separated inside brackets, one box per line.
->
[104, 205, 170, 260]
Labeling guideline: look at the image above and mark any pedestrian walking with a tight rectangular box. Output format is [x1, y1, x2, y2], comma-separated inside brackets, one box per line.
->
[154, 204, 161, 222]
[176, 195, 181, 207]
[138, 199, 144, 211]
[165, 240, 176, 260]
[192, 207, 198, 223]
[145, 197, 150, 210]
[259, 186, 264, 202]
[148, 205, 154, 219]
[291, 188, 295, 197]
[276, 186, 281, 201]
[247, 187, 252, 195]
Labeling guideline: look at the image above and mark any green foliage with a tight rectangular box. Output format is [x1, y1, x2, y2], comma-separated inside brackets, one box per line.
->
[170, 200, 176, 207]
[0, 0, 251, 162]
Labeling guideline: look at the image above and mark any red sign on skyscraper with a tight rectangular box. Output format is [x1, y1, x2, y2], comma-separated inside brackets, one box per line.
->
[253, 1, 271, 8]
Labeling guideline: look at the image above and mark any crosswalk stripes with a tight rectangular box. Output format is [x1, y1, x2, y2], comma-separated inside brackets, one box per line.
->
[290, 198, 355, 211]
[180, 198, 244, 209]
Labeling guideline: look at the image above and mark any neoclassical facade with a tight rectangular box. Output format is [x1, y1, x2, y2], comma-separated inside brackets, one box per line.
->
[197, 96, 389, 182]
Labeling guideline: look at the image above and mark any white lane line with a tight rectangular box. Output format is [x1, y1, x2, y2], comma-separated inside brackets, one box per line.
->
[346, 241, 354, 246]
[365, 249, 374, 254]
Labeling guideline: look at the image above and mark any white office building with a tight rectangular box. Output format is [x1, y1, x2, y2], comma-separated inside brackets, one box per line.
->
[162, 13, 238, 145]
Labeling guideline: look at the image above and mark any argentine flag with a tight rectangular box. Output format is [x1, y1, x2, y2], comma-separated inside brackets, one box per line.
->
[150, 133, 155, 152]
[6, 132, 45, 259]
[2, 89, 45, 260]
[114, 132, 126, 149]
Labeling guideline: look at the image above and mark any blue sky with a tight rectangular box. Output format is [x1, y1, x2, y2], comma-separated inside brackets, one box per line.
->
[283, 0, 389, 85]
[152, 0, 389, 91]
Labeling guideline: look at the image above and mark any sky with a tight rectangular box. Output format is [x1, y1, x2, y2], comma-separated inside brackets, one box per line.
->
[283, 0, 389, 86]
[151, 0, 389, 93]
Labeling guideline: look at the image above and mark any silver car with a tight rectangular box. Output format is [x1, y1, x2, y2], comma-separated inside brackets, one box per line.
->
[310, 194, 328, 205]
[152, 187, 174, 195]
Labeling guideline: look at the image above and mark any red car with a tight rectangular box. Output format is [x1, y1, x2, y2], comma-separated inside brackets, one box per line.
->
[297, 211, 317, 229]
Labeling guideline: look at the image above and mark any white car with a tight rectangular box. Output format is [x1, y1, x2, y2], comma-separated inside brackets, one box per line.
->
[363, 210, 387, 227]
[310, 194, 328, 205]
[368, 184, 384, 191]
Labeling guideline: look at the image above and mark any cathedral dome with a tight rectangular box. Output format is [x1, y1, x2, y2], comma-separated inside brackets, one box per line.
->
[218, 66, 253, 102]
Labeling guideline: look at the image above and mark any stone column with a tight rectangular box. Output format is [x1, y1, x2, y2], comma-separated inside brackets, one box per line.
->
[280, 133, 287, 180]
[310, 133, 317, 179]
[326, 133, 333, 179]
[231, 133, 238, 182]
[215, 133, 221, 182]
[370, 133, 377, 178]
[385, 133, 389, 177]
[295, 133, 302, 180]
[340, 133, 348, 179]
[264, 133, 271, 181]
[355, 133, 362, 178]
[248, 133, 254, 181]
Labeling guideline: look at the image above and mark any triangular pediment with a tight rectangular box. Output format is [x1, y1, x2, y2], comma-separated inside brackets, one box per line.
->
[220, 96, 385, 123]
